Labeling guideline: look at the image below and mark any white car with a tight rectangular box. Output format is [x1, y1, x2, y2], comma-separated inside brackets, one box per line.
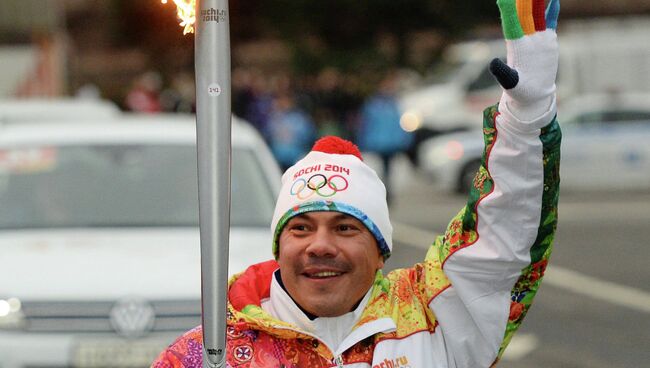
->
[0, 114, 281, 367]
[418, 93, 650, 193]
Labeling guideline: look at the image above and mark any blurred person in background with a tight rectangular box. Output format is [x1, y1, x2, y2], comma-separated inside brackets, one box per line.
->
[160, 71, 196, 113]
[310, 68, 354, 139]
[267, 91, 317, 171]
[245, 69, 275, 143]
[124, 70, 163, 113]
[356, 70, 413, 203]
[313, 106, 343, 138]
[232, 67, 254, 119]
[152, 0, 562, 366]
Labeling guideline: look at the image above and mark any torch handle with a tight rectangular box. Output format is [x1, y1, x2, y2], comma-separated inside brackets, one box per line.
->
[194, 0, 231, 367]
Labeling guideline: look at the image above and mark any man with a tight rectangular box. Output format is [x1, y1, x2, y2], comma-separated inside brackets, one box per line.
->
[153, 0, 562, 366]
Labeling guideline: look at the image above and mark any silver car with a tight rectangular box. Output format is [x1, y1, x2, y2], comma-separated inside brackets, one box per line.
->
[418, 93, 650, 193]
[0, 114, 281, 367]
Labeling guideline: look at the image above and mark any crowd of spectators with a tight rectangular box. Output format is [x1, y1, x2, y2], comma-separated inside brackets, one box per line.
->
[122, 67, 413, 199]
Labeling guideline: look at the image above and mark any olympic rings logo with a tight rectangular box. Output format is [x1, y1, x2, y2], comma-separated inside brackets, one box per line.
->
[290, 174, 349, 200]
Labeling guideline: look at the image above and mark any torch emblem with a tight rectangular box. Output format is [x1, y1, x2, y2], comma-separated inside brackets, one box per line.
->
[201, 8, 227, 23]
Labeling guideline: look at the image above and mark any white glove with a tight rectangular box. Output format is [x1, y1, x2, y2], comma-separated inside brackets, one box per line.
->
[490, 0, 560, 127]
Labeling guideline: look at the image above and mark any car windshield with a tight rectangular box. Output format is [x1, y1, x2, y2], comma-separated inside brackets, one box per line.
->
[571, 109, 650, 125]
[0, 144, 275, 229]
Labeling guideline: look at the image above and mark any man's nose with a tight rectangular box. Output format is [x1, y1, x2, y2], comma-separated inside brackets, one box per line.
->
[305, 228, 338, 258]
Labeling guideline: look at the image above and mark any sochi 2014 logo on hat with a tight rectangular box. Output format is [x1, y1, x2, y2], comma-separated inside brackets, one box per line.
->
[290, 162, 351, 200]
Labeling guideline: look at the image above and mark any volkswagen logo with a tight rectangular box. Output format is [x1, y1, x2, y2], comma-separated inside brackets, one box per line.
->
[109, 297, 155, 338]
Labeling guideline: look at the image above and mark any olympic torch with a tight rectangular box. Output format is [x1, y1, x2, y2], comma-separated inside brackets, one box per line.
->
[195, 0, 231, 367]
[163, 1, 231, 367]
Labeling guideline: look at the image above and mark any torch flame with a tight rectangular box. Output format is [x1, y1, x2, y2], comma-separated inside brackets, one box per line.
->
[162, 0, 196, 34]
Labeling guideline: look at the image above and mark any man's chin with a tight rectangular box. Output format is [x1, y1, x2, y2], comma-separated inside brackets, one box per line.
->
[302, 300, 349, 318]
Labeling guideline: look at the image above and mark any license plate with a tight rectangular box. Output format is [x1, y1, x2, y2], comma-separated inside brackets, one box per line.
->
[73, 339, 168, 368]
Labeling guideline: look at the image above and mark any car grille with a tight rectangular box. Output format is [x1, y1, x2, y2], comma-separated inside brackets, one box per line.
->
[20, 300, 201, 334]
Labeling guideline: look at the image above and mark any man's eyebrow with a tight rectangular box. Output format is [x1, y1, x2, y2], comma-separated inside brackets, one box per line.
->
[333, 214, 353, 221]
[289, 213, 356, 222]
[331, 214, 363, 226]
[301, 212, 355, 221]
[290, 213, 316, 221]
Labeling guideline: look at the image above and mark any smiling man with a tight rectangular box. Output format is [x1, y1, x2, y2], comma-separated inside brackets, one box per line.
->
[153, 0, 562, 367]
[277, 212, 383, 318]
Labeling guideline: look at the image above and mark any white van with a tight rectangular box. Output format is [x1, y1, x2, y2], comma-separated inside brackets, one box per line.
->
[399, 17, 650, 151]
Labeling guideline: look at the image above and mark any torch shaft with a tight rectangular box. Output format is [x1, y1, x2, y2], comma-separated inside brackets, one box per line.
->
[194, 0, 231, 367]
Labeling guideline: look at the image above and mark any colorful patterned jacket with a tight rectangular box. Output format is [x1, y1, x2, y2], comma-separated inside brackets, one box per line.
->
[151, 104, 561, 368]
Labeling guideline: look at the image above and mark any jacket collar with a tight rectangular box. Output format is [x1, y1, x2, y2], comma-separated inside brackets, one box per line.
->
[226, 260, 397, 349]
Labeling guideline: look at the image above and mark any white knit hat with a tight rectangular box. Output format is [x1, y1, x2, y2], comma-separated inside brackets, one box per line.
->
[271, 136, 393, 259]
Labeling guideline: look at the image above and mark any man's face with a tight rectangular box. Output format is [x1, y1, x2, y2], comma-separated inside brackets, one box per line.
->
[277, 212, 384, 317]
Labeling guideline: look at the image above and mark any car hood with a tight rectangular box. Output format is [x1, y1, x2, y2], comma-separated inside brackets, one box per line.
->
[0, 227, 274, 301]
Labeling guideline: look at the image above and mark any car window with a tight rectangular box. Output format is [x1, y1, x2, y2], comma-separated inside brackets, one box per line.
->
[0, 144, 275, 229]
[467, 65, 497, 92]
[573, 110, 650, 125]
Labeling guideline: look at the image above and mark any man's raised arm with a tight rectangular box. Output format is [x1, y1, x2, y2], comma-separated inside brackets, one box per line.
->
[424, 0, 562, 365]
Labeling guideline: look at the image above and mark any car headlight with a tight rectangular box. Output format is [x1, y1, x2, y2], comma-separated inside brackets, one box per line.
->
[400, 110, 422, 132]
[444, 140, 465, 161]
[426, 140, 465, 167]
[0, 298, 25, 330]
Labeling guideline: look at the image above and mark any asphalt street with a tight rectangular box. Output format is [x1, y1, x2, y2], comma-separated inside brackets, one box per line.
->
[375, 156, 650, 368]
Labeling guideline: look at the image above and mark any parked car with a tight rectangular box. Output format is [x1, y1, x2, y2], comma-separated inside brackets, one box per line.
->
[0, 114, 281, 367]
[398, 17, 650, 159]
[418, 93, 650, 193]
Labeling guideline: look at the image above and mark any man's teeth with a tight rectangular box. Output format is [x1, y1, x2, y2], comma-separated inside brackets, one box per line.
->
[311, 271, 341, 278]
